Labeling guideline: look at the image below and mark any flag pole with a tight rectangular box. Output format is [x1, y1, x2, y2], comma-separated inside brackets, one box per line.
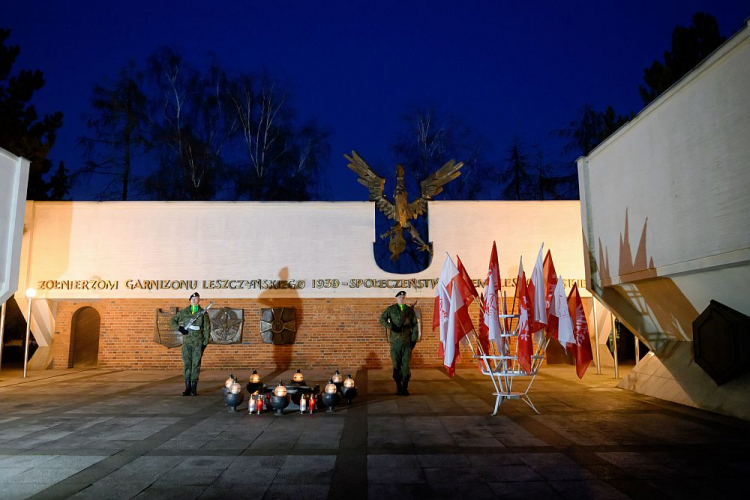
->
[611, 314, 619, 379]
[0, 301, 6, 372]
[592, 297, 601, 375]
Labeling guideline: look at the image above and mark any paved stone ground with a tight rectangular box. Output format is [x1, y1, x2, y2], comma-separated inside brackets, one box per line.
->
[0, 365, 748, 499]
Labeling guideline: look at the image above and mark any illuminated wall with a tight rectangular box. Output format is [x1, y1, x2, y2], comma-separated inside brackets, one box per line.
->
[578, 20, 750, 419]
[15, 200, 607, 372]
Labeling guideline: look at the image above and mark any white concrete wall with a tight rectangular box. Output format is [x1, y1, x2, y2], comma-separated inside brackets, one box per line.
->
[578, 20, 750, 419]
[0, 147, 29, 305]
[578, 20, 750, 340]
[18, 200, 587, 300]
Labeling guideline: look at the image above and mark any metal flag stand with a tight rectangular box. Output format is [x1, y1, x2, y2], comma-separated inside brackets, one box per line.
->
[468, 293, 550, 416]
[476, 318, 549, 415]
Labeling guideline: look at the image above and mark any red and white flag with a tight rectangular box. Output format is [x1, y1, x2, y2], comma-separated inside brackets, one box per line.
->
[543, 250, 558, 340]
[452, 256, 476, 340]
[434, 253, 473, 377]
[444, 285, 463, 376]
[516, 257, 533, 373]
[550, 277, 574, 346]
[568, 283, 593, 379]
[456, 256, 479, 307]
[543, 250, 557, 311]
[476, 293, 491, 371]
[434, 254, 458, 348]
[484, 242, 503, 353]
[529, 244, 546, 334]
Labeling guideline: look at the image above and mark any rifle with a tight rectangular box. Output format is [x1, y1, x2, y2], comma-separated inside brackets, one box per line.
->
[176, 302, 213, 336]
[384, 300, 421, 345]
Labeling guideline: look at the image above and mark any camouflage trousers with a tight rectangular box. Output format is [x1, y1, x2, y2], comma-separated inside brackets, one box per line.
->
[182, 337, 204, 382]
[390, 338, 412, 382]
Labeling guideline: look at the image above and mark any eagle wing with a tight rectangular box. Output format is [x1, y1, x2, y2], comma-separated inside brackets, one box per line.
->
[344, 151, 396, 220]
[407, 159, 464, 218]
[420, 159, 464, 199]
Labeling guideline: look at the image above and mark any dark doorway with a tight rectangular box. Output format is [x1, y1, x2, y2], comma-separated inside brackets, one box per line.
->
[70, 307, 100, 368]
[610, 319, 649, 364]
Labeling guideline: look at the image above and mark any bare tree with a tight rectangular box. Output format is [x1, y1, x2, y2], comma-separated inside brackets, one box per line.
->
[228, 73, 329, 200]
[143, 49, 239, 200]
[77, 61, 149, 200]
[392, 106, 491, 200]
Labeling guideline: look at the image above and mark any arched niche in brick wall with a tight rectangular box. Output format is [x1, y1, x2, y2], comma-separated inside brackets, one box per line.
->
[69, 307, 101, 368]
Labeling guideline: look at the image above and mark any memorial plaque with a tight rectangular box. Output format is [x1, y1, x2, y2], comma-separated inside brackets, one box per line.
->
[260, 307, 296, 344]
[154, 307, 182, 349]
[208, 307, 244, 344]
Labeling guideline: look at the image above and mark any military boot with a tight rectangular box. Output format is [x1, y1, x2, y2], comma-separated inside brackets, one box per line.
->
[190, 380, 198, 396]
[401, 379, 410, 396]
[182, 380, 191, 396]
[393, 369, 403, 395]
[394, 380, 403, 395]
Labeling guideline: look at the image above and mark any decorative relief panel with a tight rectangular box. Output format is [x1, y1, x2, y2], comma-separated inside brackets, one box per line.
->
[260, 307, 296, 344]
[154, 307, 182, 349]
[208, 307, 244, 345]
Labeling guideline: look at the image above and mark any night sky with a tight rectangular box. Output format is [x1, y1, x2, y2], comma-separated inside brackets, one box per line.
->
[4, 1, 748, 200]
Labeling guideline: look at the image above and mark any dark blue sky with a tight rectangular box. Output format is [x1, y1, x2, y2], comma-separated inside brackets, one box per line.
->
[4, 1, 748, 200]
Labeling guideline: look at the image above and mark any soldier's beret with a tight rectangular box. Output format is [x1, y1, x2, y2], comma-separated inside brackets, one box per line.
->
[395, 291, 406, 297]
[189, 292, 200, 300]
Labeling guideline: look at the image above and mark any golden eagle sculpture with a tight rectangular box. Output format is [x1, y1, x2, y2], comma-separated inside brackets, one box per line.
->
[344, 151, 464, 261]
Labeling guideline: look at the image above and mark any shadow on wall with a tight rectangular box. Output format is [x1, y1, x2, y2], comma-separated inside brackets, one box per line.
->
[586, 208, 698, 353]
[258, 266, 302, 372]
[364, 350, 384, 369]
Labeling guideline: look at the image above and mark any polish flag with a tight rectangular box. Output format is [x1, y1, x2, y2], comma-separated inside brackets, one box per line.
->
[484, 242, 504, 356]
[476, 291, 490, 356]
[476, 293, 491, 372]
[452, 256, 476, 339]
[543, 250, 558, 340]
[516, 257, 533, 373]
[434, 254, 473, 373]
[550, 277, 574, 347]
[568, 284, 594, 379]
[528, 244, 547, 334]
[444, 286, 462, 376]
[434, 254, 459, 345]
[456, 256, 479, 307]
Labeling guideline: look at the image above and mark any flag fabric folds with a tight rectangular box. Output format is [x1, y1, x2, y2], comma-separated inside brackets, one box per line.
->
[543, 250, 558, 340]
[550, 277, 574, 347]
[444, 285, 462, 376]
[484, 242, 503, 355]
[476, 293, 491, 372]
[543, 250, 557, 314]
[456, 256, 479, 307]
[515, 257, 533, 373]
[567, 283, 593, 379]
[434, 253, 475, 377]
[434, 254, 458, 347]
[529, 244, 547, 334]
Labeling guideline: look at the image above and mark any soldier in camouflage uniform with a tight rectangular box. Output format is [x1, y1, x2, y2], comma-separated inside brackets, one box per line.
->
[170, 292, 211, 396]
[380, 291, 418, 396]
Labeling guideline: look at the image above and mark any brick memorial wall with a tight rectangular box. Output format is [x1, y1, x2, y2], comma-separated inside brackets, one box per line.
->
[52, 297, 537, 371]
[18, 200, 588, 371]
